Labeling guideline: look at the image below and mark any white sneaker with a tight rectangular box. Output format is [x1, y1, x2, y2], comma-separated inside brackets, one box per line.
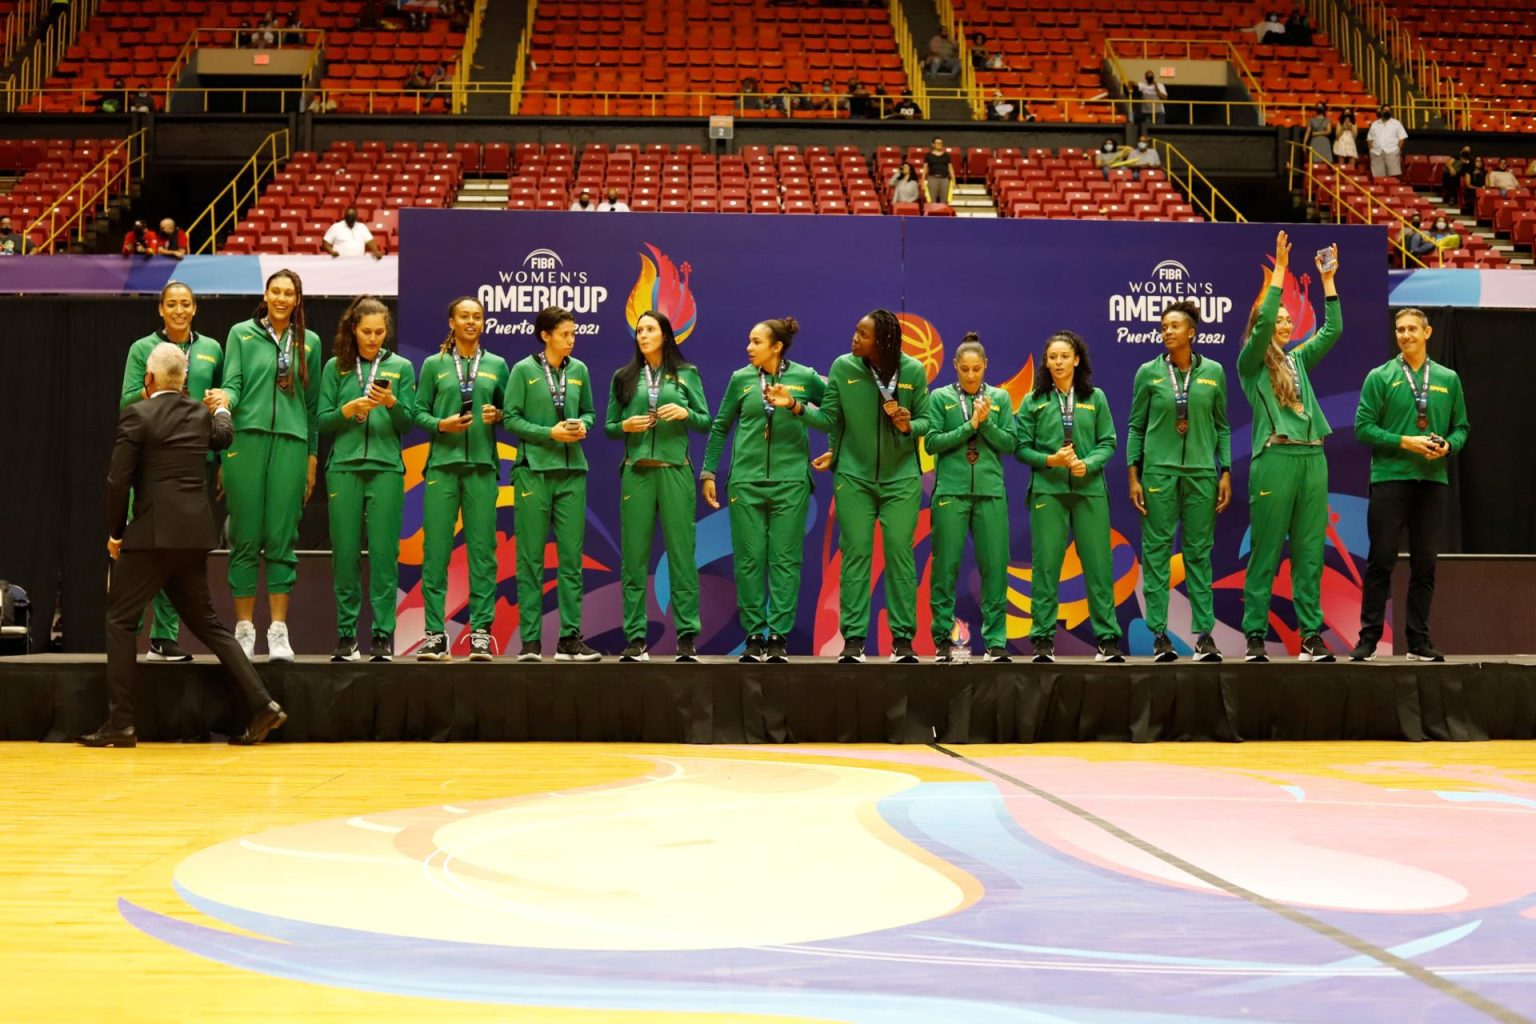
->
[267, 621, 295, 662]
[235, 620, 257, 660]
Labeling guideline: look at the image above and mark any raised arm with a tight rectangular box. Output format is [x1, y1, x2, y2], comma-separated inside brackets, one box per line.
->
[1238, 230, 1291, 380]
[1294, 244, 1341, 372]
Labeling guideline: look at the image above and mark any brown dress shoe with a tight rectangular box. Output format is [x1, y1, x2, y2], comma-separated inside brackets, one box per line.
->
[79, 724, 137, 748]
[230, 702, 287, 746]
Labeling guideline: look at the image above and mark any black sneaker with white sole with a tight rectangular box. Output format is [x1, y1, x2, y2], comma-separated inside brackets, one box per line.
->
[675, 634, 699, 663]
[468, 629, 496, 662]
[739, 635, 765, 663]
[620, 639, 649, 662]
[986, 646, 1012, 663]
[934, 639, 954, 664]
[330, 635, 361, 663]
[555, 634, 602, 662]
[1348, 639, 1377, 662]
[1152, 632, 1177, 663]
[147, 638, 194, 662]
[890, 637, 918, 664]
[518, 640, 543, 662]
[1298, 635, 1334, 662]
[1031, 638, 1055, 663]
[416, 631, 450, 661]
[1407, 644, 1446, 662]
[1244, 635, 1268, 663]
[1095, 638, 1126, 663]
[764, 634, 789, 663]
[1193, 633, 1221, 663]
[370, 631, 393, 662]
[838, 637, 866, 664]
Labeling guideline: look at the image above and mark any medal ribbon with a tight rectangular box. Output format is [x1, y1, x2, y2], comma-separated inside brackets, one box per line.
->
[539, 353, 568, 419]
[355, 353, 383, 394]
[758, 360, 786, 422]
[1400, 356, 1430, 425]
[643, 363, 661, 414]
[1057, 388, 1075, 443]
[958, 382, 984, 456]
[453, 347, 482, 401]
[1166, 356, 1191, 423]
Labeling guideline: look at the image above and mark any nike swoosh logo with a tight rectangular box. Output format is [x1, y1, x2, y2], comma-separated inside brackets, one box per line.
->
[427, 480, 438, 486]
[847, 378, 861, 384]
[937, 499, 952, 507]
[520, 491, 535, 498]
[623, 495, 632, 501]
[1259, 490, 1272, 496]
[327, 493, 337, 499]
[1035, 502, 1046, 509]
[1147, 487, 1162, 493]
[729, 497, 737, 504]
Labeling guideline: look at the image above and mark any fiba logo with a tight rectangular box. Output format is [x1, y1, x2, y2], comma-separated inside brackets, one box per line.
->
[476, 247, 611, 334]
[1108, 259, 1233, 345]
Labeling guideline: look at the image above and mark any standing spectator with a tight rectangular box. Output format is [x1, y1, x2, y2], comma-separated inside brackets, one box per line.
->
[1136, 71, 1167, 126]
[921, 136, 952, 204]
[0, 216, 29, 255]
[1366, 106, 1408, 178]
[893, 92, 920, 119]
[322, 206, 383, 259]
[597, 188, 630, 212]
[1332, 109, 1359, 168]
[1306, 102, 1333, 163]
[569, 189, 597, 211]
[848, 81, 874, 119]
[888, 162, 921, 204]
[1486, 157, 1519, 196]
[155, 218, 189, 258]
[1460, 156, 1487, 216]
[926, 28, 959, 76]
[122, 219, 159, 257]
[1441, 145, 1471, 204]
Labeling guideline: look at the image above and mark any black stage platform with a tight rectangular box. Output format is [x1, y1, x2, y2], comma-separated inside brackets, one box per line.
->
[3, 655, 1534, 743]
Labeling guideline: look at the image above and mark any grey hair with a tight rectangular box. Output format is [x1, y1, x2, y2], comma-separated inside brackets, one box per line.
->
[146, 341, 188, 389]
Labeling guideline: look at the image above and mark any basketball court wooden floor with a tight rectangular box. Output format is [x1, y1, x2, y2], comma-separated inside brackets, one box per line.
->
[6, 741, 1536, 1024]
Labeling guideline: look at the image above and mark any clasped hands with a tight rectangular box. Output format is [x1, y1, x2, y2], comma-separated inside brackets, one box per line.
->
[201, 388, 230, 413]
[621, 403, 689, 432]
[1046, 443, 1088, 477]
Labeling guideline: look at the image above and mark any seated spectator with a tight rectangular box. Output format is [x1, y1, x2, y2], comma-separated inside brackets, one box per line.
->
[321, 206, 383, 259]
[740, 76, 763, 111]
[1425, 216, 1461, 254]
[448, 1, 470, 32]
[893, 92, 920, 120]
[569, 189, 597, 212]
[970, 33, 991, 71]
[1525, 156, 1536, 178]
[426, 63, 448, 88]
[0, 216, 30, 255]
[987, 91, 1016, 121]
[100, 77, 126, 114]
[1131, 135, 1162, 172]
[597, 188, 630, 212]
[307, 91, 338, 113]
[252, 15, 277, 48]
[986, 51, 1007, 70]
[926, 29, 959, 77]
[127, 88, 154, 114]
[404, 65, 429, 91]
[1249, 11, 1285, 42]
[122, 219, 159, 257]
[774, 83, 797, 115]
[235, 21, 252, 47]
[155, 218, 189, 258]
[1403, 212, 1437, 263]
[814, 78, 840, 113]
[1460, 156, 1487, 216]
[1283, 8, 1314, 45]
[284, 15, 306, 47]
[1486, 158, 1519, 195]
[888, 162, 921, 204]
[1096, 137, 1129, 179]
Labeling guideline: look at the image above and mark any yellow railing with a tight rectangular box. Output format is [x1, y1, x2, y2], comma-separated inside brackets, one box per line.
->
[1301, 0, 1407, 123]
[1153, 139, 1246, 222]
[1285, 141, 1432, 267]
[510, 0, 537, 114]
[186, 129, 291, 255]
[450, 0, 488, 114]
[931, 0, 981, 118]
[1323, 0, 1467, 128]
[887, 0, 930, 118]
[163, 27, 327, 102]
[1105, 37, 1267, 124]
[3, 0, 100, 111]
[3, 0, 46, 66]
[23, 128, 146, 253]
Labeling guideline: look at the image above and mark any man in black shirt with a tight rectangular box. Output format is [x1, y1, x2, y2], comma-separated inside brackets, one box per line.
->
[922, 136, 952, 203]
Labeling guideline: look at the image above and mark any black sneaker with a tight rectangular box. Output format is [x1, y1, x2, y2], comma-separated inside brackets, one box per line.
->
[416, 631, 450, 661]
[147, 638, 194, 662]
[1152, 632, 1177, 663]
[1244, 635, 1268, 663]
[1031, 638, 1055, 663]
[838, 637, 866, 664]
[330, 635, 361, 663]
[1298, 635, 1334, 663]
[934, 639, 954, 664]
[1407, 644, 1446, 662]
[620, 639, 649, 662]
[675, 634, 699, 663]
[555, 634, 602, 662]
[468, 629, 496, 662]
[1349, 638, 1377, 662]
[1095, 638, 1126, 663]
[370, 631, 393, 662]
[739, 635, 766, 663]
[518, 640, 543, 662]
[764, 634, 789, 663]
[891, 637, 918, 664]
[986, 646, 1012, 663]
[1193, 633, 1221, 663]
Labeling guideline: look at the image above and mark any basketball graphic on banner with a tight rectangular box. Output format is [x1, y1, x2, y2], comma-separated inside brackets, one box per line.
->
[896, 312, 943, 382]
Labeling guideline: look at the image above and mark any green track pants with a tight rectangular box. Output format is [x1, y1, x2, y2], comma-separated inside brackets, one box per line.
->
[727, 478, 811, 638]
[929, 493, 1010, 649]
[513, 466, 587, 645]
[620, 463, 700, 642]
[1242, 446, 1328, 637]
[1139, 471, 1217, 635]
[326, 468, 404, 637]
[834, 474, 920, 642]
[224, 431, 308, 597]
[421, 464, 500, 633]
[1029, 490, 1119, 641]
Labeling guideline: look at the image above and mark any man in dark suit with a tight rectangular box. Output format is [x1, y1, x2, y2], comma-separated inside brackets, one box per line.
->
[82, 342, 286, 748]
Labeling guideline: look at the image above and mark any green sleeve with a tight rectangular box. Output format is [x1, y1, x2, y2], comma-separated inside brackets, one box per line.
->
[210, 342, 224, 390]
[1081, 391, 1117, 475]
[389, 361, 418, 436]
[503, 366, 553, 442]
[318, 363, 345, 434]
[119, 341, 148, 409]
[576, 367, 595, 433]
[802, 371, 839, 434]
[923, 402, 971, 454]
[222, 327, 244, 411]
[702, 372, 745, 476]
[413, 357, 445, 433]
[1125, 366, 1150, 469]
[979, 392, 1014, 453]
[905, 373, 931, 437]
[491, 360, 509, 412]
[304, 334, 322, 456]
[604, 375, 626, 439]
[1352, 369, 1397, 449]
[1238, 285, 1282, 380]
[1014, 399, 1049, 469]
[1445, 375, 1470, 453]
[803, 369, 826, 408]
[1215, 367, 1232, 469]
[1294, 296, 1342, 372]
[682, 367, 711, 433]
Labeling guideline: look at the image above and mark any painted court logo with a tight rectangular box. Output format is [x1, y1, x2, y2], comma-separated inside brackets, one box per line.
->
[626, 243, 697, 343]
[477, 248, 611, 334]
[1108, 258, 1234, 345]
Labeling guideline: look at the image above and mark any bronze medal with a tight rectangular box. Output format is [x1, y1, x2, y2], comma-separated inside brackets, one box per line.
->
[1176, 418, 1189, 435]
[966, 449, 979, 464]
[1416, 414, 1428, 429]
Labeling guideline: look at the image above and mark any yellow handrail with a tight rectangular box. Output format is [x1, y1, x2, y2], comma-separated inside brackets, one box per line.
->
[185, 129, 291, 255]
[451, 0, 488, 114]
[1104, 37, 1267, 125]
[3, 0, 46, 66]
[930, 0, 981, 118]
[163, 27, 327, 110]
[1319, 0, 1466, 128]
[23, 129, 147, 253]
[1153, 139, 1247, 223]
[2, 0, 101, 111]
[510, 0, 537, 115]
[1284, 141, 1432, 267]
[886, 0, 929, 118]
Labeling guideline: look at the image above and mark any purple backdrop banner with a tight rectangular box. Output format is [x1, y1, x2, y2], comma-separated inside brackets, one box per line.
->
[397, 210, 1389, 659]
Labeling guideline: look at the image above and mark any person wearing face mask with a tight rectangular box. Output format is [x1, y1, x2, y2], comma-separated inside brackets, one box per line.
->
[1442, 146, 1472, 205]
[1332, 110, 1358, 168]
[701, 316, 825, 664]
[1460, 156, 1487, 216]
[597, 188, 630, 212]
[1366, 106, 1407, 178]
[322, 206, 383, 259]
[1130, 135, 1161, 178]
[1425, 216, 1460, 261]
[1237, 232, 1343, 664]
[888, 162, 921, 204]
[1096, 138, 1129, 180]
[0, 215, 28, 255]
[569, 189, 597, 211]
[1402, 211, 1437, 265]
[1307, 102, 1333, 163]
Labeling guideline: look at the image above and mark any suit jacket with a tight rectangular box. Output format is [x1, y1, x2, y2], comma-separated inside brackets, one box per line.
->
[106, 392, 232, 551]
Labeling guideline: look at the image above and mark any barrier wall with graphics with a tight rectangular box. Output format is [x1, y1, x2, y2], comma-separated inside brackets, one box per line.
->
[396, 212, 1389, 658]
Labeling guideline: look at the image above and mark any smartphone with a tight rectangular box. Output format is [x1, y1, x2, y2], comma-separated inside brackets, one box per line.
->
[459, 397, 474, 417]
[375, 378, 390, 390]
[1316, 246, 1337, 273]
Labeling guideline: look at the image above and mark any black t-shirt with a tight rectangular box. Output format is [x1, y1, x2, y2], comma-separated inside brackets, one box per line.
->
[924, 151, 951, 178]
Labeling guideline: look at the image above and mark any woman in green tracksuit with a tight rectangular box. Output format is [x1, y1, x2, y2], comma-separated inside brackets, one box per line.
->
[702, 315, 825, 664]
[119, 281, 223, 662]
[1125, 299, 1232, 664]
[220, 268, 321, 663]
[317, 295, 417, 664]
[922, 332, 1014, 663]
[501, 305, 601, 663]
[605, 309, 711, 663]
[1015, 329, 1122, 664]
[1237, 231, 1342, 664]
[412, 295, 509, 663]
[779, 308, 930, 665]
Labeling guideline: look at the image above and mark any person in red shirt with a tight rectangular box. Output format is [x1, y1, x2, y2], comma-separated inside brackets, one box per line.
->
[122, 220, 159, 257]
[155, 218, 189, 258]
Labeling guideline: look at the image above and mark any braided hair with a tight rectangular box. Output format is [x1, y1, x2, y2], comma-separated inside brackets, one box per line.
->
[866, 308, 903, 380]
[333, 295, 392, 373]
[253, 268, 309, 392]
